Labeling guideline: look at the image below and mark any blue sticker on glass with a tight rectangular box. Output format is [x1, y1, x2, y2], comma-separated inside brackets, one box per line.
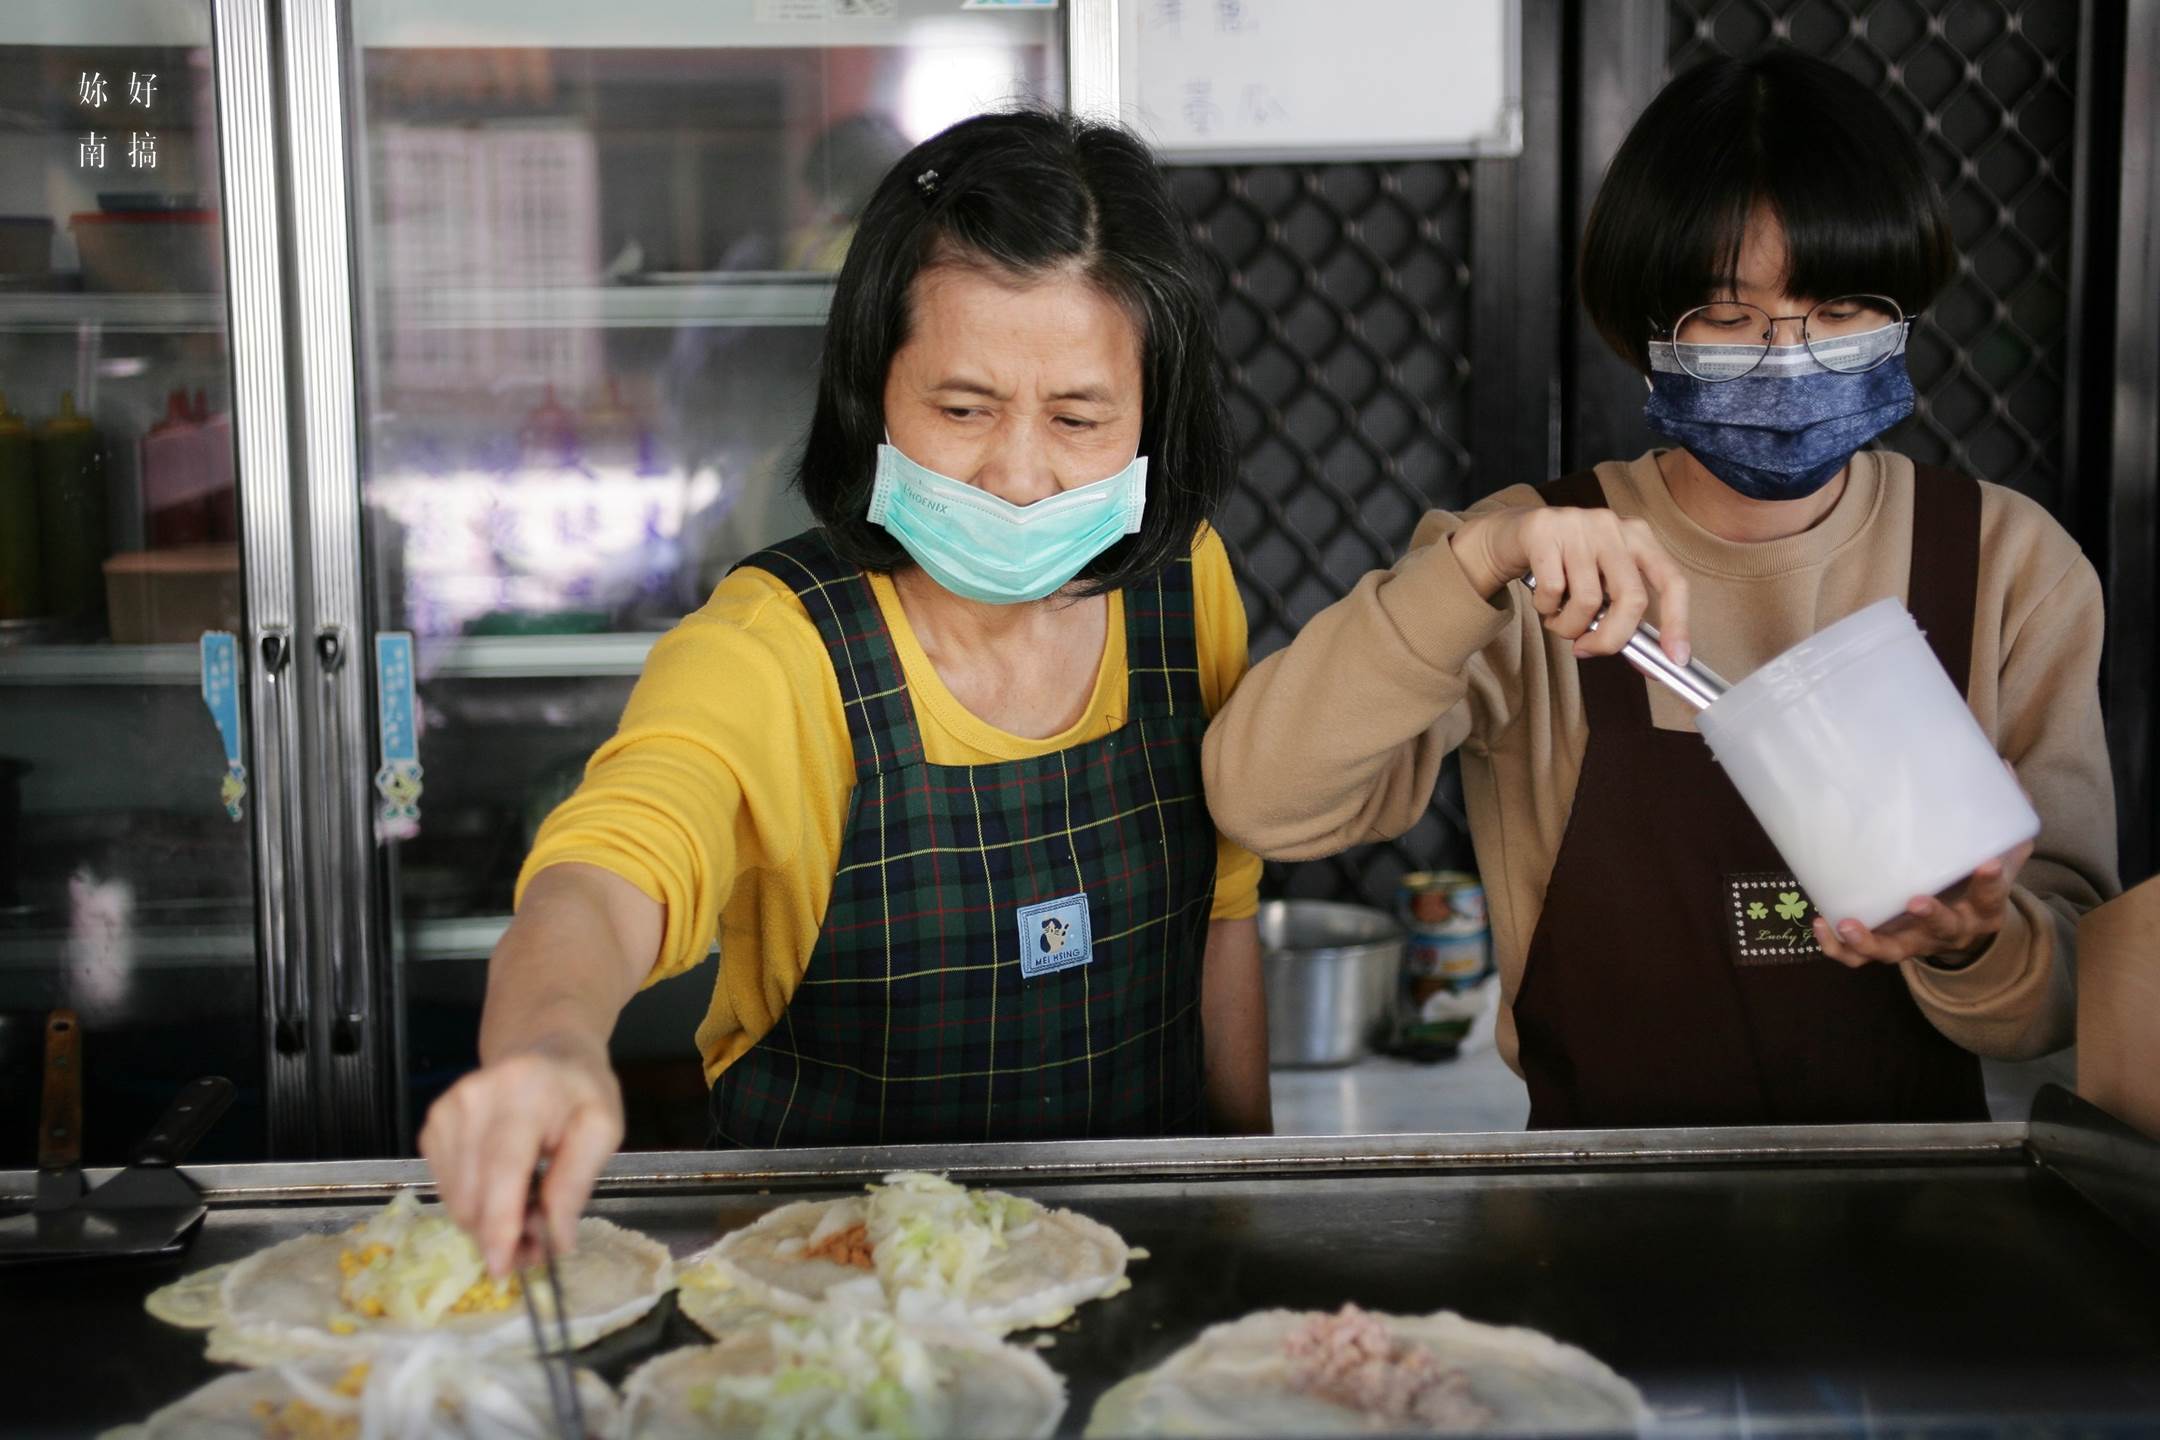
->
[1017, 893, 1092, 979]
[374, 631, 423, 834]
[198, 631, 246, 822]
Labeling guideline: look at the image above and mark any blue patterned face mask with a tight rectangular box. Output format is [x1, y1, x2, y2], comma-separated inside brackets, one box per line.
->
[1643, 322, 1914, 501]
[867, 441, 1148, 605]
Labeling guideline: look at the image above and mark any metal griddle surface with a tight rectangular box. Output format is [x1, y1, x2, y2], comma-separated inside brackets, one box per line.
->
[3, 1125, 2159, 1436]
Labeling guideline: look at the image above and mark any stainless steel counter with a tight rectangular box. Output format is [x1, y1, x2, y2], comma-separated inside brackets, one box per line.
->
[1265, 1043, 2079, 1141]
[1271, 1048, 1530, 1135]
[3, 1087, 2157, 1437]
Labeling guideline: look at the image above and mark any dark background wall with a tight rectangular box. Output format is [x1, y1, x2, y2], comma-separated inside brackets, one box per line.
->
[1168, 161, 1482, 905]
[1172, 0, 2156, 911]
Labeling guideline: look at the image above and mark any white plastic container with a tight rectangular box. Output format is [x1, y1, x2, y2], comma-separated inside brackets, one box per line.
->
[1696, 598, 2039, 930]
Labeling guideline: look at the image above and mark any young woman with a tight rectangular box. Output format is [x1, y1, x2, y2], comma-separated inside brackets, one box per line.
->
[1204, 52, 2117, 1131]
[425, 112, 1269, 1274]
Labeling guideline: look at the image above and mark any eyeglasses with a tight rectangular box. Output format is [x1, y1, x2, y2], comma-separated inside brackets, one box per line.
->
[1657, 294, 1909, 383]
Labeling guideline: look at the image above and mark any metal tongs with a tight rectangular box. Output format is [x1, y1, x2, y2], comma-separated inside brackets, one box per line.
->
[1520, 574, 1732, 711]
[519, 1175, 586, 1440]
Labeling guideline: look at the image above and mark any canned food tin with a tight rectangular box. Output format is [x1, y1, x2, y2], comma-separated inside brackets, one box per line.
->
[1398, 871, 1486, 937]
[1402, 930, 1492, 1004]
[1396, 930, 1493, 1057]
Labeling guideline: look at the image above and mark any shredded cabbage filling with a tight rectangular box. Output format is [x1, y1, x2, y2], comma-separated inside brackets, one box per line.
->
[861, 1172, 1041, 1321]
[690, 1313, 952, 1440]
[332, 1193, 538, 1329]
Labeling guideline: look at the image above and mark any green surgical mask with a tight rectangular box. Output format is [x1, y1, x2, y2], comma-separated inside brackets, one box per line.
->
[867, 441, 1148, 605]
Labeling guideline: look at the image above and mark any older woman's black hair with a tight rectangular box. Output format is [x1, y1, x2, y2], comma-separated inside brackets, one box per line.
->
[1579, 51, 1957, 373]
[794, 109, 1234, 592]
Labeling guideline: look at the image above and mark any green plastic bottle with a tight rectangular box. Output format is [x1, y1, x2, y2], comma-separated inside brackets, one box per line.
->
[35, 390, 107, 633]
[0, 392, 38, 620]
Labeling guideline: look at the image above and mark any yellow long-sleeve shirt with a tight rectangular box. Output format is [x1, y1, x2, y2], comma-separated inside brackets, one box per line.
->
[522, 526, 1264, 1083]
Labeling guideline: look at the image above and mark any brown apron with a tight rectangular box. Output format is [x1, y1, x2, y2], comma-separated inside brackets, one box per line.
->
[1512, 465, 1990, 1129]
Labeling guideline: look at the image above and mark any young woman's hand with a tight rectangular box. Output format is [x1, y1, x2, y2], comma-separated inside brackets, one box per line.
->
[1450, 505, 1692, 665]
[1812, 841, 2034, 969]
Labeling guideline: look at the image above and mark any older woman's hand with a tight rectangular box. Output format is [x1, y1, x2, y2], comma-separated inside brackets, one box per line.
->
[419, 1031, 624, 1277]
[1450, 504, 1692, 665]
[1812, 840, 2034, 969]
[420, 863, 653, 1275]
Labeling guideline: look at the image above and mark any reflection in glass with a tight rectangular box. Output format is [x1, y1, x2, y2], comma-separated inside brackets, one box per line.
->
[346, 7, 1063, 1141]
[0, 4, 261, 1163]
[357, 35, 1057, 642]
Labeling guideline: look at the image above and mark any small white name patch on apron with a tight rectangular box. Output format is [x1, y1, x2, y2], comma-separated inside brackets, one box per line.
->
[1018, 893, 1093, 979]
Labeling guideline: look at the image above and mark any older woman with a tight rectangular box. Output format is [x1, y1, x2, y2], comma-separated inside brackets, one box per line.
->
[1203, 52, 2117, 1130]
[425, 111, 1268, 1274]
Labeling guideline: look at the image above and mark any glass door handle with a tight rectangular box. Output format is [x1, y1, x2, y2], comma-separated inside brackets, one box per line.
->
[257, 629, 308, 1055]
[314, 625, 367, 1054]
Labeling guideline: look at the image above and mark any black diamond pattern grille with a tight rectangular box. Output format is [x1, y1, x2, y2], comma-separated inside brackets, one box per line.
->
[1172, 162, 1479, 907]
[1669, 0, 2080, 508]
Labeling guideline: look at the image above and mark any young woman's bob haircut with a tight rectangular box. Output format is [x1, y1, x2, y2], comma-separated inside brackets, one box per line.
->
[795, 109, 1234, 593]
[1580, 51, 1957, 373]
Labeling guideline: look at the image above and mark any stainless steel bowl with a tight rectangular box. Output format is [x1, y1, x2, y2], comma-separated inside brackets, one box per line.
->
[1258, 899, 1404, 1068]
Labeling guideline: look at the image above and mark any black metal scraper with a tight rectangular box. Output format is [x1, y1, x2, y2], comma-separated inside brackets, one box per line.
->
[78, 1075, 235, 1226]
[0, 1074, 235, 1264]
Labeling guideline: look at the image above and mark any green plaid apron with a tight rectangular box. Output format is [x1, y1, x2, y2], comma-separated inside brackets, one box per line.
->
[708, 531, 1218, 1147]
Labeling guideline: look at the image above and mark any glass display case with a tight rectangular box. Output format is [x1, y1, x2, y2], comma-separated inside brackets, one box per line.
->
[0, 0, 1080, 1161]
[0, 0, 295, 1164]
[336, 0, 1069, 1147]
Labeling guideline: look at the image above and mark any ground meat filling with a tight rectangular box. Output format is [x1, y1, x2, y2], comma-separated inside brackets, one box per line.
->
[803, 1221, 874, 1270]
[1283, 1305, 1495, 1430]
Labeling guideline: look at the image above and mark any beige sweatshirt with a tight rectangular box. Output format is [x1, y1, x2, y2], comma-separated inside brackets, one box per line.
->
[2078, 875, 2160, 1139]
[1203, 449, 2120, 1077]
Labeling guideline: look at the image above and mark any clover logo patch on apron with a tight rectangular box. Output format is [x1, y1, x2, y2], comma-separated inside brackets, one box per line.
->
[1724, 872, 1826, 966]
[1018, 893, 1093, 979]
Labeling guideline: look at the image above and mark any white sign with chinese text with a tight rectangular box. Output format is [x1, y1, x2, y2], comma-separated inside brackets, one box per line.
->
[1119, 0, 1521, 162]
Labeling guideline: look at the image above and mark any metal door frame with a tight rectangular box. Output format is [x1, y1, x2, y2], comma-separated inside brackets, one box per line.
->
[2105, 0, 2158, 881]
[1560, 0, 1664, 472]
[211, 0, 319, 1157]
[280, 0, 391, 1157]
[1473, 0, 1566, 494]
[272, 0, 399, 1157]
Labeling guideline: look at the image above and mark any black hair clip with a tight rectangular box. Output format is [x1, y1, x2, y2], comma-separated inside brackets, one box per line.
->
[915, 168, 940, 197]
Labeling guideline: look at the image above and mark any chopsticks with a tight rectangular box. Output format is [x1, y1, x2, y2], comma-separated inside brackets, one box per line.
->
[520, 1177, 586, 1440]
[1519, 575, 1731, 712]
